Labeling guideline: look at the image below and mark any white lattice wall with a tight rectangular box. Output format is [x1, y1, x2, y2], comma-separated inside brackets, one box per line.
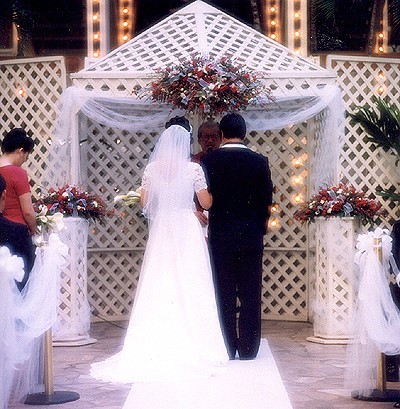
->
[77, 114, 311, 321]
[0, 57, 67, 197]
[2, 54, 399, 324]
[327, 55, 400, 225]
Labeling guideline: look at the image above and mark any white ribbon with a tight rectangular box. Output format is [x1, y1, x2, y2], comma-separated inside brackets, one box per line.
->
[346, 228, 400, 397]
[0, 246, 25, 282]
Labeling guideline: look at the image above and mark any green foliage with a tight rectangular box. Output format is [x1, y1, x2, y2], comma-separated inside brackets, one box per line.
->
[350, 97, 400, 204]
[350, 97, 400, 162]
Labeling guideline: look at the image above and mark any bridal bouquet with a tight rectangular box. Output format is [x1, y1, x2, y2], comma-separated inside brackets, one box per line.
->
[293, 180, 387, 225]
[34, 185, 112, 224]
[133, 53, 273, 119]
[114, 190, 141, 207]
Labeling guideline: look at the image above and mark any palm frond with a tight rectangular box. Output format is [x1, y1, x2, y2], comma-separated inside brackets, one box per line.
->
[349, 97, 400, 159]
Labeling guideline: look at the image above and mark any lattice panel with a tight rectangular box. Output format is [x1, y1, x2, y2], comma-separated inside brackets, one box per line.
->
[313, 218, 361, 339]
[327, 55, 400, 225]
[0, 57, 67, 198]
[81, 2, 323, 75]
[80, 116, 159, 318]
[246, 122, 310, 320]
[87, 249, 144, 319]
[79, 113, 311, 321]
[203, 13, 323, 73]
[53, 218, 91, 341]
[262, 250, 308, 321]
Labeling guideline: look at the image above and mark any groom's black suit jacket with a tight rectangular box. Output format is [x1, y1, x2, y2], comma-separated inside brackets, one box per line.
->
[202, 145, 273, 250]
[0, 213, 35, 291]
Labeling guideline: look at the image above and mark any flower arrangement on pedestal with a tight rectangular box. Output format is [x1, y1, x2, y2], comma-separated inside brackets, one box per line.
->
[293, 180, 387, 226]
[134, 53, 273, 119]
[34, 185, 112, 225]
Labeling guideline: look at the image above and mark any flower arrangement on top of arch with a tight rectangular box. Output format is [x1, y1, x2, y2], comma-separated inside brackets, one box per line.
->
[133, 53, 273, 119]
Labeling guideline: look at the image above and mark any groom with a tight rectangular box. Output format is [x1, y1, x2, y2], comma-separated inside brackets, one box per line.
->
[202, 113, 273, 360]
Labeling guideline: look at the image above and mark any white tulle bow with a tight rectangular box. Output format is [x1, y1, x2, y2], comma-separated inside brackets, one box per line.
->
[0, 246, 25, 282]
[354, 228, 399, 284]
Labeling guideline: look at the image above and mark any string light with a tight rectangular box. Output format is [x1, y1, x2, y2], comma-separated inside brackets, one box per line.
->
[90, 0, 101, 58]
[118, 1, 134, 45]
[270, 218, 279, 228]
[293, 176, 303, 185]
[293, 158, 303, 168]
[265, 1, 280, 43]
[293, 194, 302, 203]
[271, 204, 278, 213]
[16, 87, 26, 97]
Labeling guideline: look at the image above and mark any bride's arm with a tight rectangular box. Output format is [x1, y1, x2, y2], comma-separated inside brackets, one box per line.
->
[196, 189, 212, 210]
[139, 188, 147, 208]
[193, 163, 212, 210]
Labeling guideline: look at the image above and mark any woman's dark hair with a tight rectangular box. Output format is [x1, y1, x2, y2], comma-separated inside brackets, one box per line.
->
[219, 113, 246, 140]
[1, 128, 35, 154]
[0, 174, 6, 196]
[165, 116, 192, 133]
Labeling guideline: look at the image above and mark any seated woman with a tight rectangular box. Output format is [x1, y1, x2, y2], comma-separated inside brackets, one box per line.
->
[0, 128, 37, 289]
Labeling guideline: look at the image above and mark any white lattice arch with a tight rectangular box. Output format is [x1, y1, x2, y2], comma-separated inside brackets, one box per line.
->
[59, 0, 342, 323]
[72, 0, 335, 96]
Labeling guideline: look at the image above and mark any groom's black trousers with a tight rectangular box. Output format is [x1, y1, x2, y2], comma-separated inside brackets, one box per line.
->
[208, 243, 263, 359]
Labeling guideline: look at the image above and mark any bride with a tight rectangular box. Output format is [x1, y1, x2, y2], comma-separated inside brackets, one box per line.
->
[90, 120, 228, 383]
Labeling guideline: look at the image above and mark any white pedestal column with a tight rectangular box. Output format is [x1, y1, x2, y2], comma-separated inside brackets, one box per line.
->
[307, 217, 361, 345]
[53, 217, 97, 346]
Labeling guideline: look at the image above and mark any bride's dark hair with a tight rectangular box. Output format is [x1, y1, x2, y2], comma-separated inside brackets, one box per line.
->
[165, 116, 192, 133]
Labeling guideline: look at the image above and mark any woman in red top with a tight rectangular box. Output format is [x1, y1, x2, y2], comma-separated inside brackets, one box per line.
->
[0, 128, 37, 235]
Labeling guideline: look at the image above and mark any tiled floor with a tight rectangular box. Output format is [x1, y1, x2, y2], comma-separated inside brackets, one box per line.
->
[9, 320, 400, 409]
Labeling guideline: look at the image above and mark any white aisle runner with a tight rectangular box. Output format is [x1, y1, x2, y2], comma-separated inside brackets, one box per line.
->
[122, 339, 292, 409]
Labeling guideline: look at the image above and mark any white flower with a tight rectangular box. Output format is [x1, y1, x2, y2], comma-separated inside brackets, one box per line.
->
[0, 246, 25, 281]
[114, 195, 126, 204]
[127, 190, 141, 198]
[48, 212, 65, 232]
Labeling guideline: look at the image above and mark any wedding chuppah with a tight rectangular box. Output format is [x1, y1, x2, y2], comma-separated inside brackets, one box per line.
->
[48, 0, 344, 330]
[34, 1, 347, 408]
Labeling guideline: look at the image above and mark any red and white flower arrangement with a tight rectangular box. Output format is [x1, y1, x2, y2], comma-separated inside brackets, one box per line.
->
[293, 180, 387, 225]
[34, 185, 112, 224]
[134, 53, 272, 119]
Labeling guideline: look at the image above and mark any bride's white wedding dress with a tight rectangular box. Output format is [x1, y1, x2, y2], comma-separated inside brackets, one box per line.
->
[90, 128, 228, 383]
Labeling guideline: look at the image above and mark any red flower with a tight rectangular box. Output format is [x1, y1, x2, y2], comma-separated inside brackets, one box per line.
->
[33, 185, 112, 224]
[133, 53, 273, 119]
[293, 179, 386, 226]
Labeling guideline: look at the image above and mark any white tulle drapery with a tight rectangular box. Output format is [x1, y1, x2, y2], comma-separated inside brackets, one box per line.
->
[0, 235, 68, 408]
[46, 84, 344, 191]
[345, 228, 400, 398]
